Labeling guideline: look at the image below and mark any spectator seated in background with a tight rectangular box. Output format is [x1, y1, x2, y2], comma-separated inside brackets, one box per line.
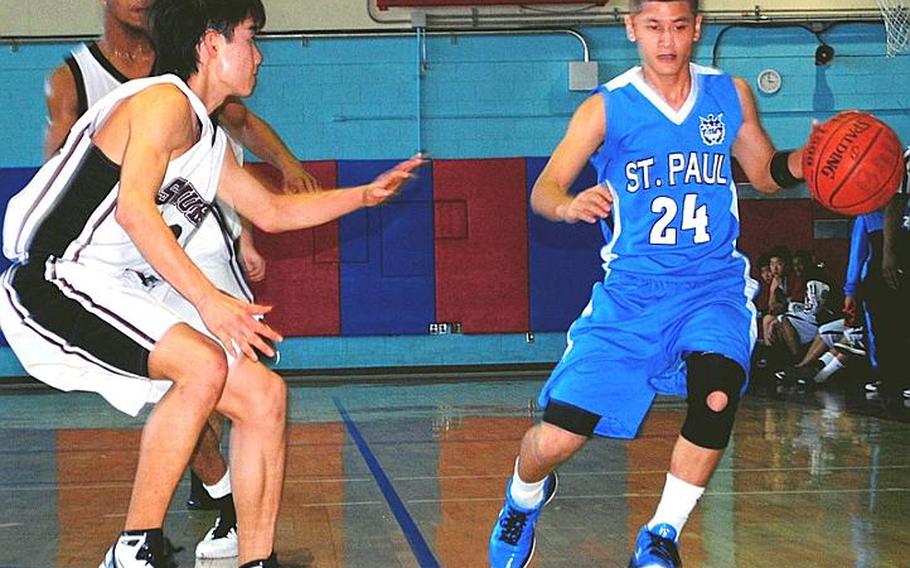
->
[787, 249, 814, 303]
[771, 278, 833, 361]
[761, 245, 792, 344]
[754, 253, 773, 317]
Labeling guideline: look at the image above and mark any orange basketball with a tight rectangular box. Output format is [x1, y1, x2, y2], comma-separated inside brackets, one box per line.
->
[802, 110, 904, 215]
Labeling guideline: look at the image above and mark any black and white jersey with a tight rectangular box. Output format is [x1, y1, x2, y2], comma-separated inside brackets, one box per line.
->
[63, 42, 247, 284]
[66, 42, 130, 116]
[4, 74, 228, 277]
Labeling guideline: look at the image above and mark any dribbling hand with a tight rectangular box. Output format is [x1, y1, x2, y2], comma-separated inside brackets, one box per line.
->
[559, 183, 613, 224]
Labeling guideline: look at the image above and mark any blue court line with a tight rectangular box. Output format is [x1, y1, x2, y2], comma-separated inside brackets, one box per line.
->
[333, 398, 440, 568]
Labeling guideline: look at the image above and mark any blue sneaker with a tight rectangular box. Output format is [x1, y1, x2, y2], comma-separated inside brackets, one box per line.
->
[489, 471, 558, 568]
[628, 523, 682, 568]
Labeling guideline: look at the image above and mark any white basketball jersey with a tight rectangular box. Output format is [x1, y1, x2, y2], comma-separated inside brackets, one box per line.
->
[67, 42, 128, 115]
[62, 43, 248, 301]
[67, 42, 245, 244]
[3, 74, 228, 278]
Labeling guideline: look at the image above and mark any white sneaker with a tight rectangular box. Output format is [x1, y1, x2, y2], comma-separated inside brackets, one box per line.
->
[99, 530, 180, 568]
[195, 516, 239, 559]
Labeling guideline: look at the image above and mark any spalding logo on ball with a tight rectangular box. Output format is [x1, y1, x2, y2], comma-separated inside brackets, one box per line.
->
[802, 110, 904, 215]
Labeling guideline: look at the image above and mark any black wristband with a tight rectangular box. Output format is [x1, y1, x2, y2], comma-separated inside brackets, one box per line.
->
[770, 150, 800, 189]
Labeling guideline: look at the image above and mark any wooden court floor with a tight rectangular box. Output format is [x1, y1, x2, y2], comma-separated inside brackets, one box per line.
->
[0, 373, 907, 567]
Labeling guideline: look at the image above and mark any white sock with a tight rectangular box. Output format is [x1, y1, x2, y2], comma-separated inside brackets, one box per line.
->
[647, 473, 705, 538]
[508, 458, 546, 509]
[814, 357, 844, 383]
[203, 468, 232, 499]
[819, 351, 835, 366]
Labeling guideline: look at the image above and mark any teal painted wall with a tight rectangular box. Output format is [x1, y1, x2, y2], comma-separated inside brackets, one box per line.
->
[0, 22, 906, 374]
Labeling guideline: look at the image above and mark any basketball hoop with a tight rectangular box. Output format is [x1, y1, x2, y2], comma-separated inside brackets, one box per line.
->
[877, 0, 910, 56]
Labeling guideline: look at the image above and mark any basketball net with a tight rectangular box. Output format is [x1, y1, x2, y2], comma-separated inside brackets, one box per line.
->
[877, 0, 910, 56]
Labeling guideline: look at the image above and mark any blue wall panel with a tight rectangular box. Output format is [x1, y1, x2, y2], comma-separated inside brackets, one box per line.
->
[527, 158, 604, 332]
[0, 43, 70, 167]
[0, 167, 38, 274]
[0, 167, 39, 347]
[337, 160, 435, 335]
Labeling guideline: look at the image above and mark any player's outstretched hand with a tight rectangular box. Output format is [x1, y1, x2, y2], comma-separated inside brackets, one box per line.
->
[362, 154, 427, 207]
[561, 183, 613, 224]
[196, 290, 283, 362]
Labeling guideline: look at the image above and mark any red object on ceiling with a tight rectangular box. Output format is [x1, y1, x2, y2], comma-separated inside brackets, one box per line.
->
[378, 0, 607, 9]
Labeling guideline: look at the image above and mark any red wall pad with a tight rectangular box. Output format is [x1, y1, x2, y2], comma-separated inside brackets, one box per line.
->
[434, 159, 529, 333]
[246, 161, 341, 337]
[738, 198, 814, 275]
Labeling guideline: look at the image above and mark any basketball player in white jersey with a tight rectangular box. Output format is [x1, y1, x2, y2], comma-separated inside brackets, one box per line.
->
[0, 0, 422, 566]
[43, 0, 320, 558]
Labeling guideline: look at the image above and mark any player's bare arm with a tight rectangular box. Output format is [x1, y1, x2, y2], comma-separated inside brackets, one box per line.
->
[218, 151, 424, 232]
[731, 77, 805, 194]
[218, 97, 319, 193]
[531, 94, 612, 224]
[94, 85, 280, 361]
[44, 64, 80, 160]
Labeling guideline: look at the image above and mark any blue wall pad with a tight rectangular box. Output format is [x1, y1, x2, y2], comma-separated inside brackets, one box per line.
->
[526, 158, 604, 332]
[0, 167, 40, 346]
[0, 167, 39, 274]
[337, 160, 435, 335]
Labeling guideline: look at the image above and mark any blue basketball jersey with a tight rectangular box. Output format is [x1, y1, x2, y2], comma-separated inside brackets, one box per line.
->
[591, 63, 746, 280]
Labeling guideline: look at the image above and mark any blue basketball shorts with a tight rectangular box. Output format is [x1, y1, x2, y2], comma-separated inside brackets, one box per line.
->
[538, 271, 758, 439]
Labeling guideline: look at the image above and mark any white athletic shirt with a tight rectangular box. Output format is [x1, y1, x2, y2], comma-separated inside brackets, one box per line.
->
[66, 42, 245, 242]
[67, 42, 126, 117]
[3, 74, 228, 278]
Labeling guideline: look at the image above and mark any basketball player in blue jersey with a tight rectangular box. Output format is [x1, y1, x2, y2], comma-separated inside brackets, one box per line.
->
[43, 0, 321, 558]
[489, 1, 808, 567]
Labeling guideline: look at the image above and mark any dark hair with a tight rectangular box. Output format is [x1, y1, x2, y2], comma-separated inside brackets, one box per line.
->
[629, 0, 699, 13]
[757, 253, 771, 269]
[768, 245, 791, 264]
[149, 0, 266, 81]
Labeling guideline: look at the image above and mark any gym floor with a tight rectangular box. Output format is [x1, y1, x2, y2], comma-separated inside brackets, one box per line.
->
[0, 370, 907, 567]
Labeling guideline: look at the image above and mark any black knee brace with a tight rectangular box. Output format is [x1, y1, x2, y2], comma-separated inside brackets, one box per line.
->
[680, 353, 746, 450]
